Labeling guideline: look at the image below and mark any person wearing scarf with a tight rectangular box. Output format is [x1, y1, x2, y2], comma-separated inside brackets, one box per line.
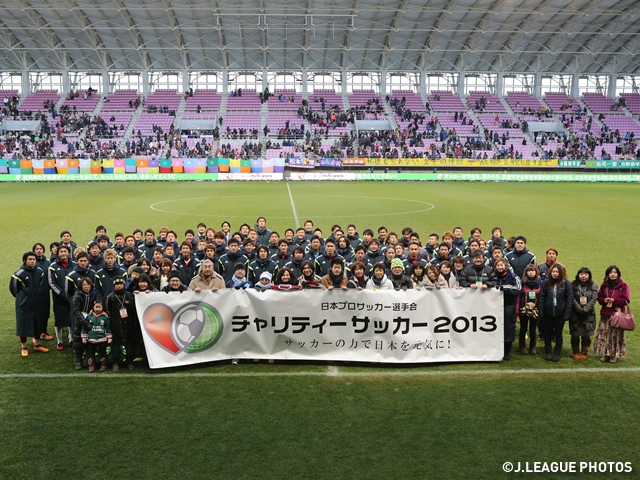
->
[365, 262, 394, 290]
[299, 261, 322, 289]
[594, 265, 630, 363]
[494, 259, 522, 361]
[254, 271, 272, 291]
[226, 263, 251, 290]
[347, 261, 368, 290]
[518, 264, 541, 355]
[409, 263, 427, 289]
[321, 258, 348, 290]
[538, 264, 573, 362]
[272, 267, 302, 291]
[389, 258, 413, 291]
[569, 267, 598, 361]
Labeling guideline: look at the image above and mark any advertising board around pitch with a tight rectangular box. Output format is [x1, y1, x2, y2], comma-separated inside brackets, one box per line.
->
[135, 289, 505, 369]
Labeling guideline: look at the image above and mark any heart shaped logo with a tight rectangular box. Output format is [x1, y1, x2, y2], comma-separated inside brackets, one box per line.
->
[142, 303, 180, 353]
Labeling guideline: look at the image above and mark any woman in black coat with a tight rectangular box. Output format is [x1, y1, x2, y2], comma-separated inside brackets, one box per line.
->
[570, 267, 598, 361]
[538, 264, 574, 362]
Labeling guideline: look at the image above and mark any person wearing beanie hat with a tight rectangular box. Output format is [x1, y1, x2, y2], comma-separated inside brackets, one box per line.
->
[390, 258, 413, 291]
[226, 263, 251, 290]
[260, 271, 272, 281]
[189, 259, 225, 292]
[255, 271, 272, 292]
[105, 273, 138, 372]
[162, 270, 188, 293]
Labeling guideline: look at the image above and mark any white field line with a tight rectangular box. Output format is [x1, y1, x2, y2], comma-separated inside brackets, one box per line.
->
[286, 182, 300, 226]
[1, 367, 640, 379]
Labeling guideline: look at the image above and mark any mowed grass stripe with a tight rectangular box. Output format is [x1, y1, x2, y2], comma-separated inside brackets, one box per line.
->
[2, 366, 640, 379]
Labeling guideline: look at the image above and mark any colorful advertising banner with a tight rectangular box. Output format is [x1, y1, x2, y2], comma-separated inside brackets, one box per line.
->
[585, 160, 640, 169]
[0, 173, 218, 182]
[558, 160, 583, 168]
[135, 289, 504, 369]
[288, 157, 316, 168]
[317, 157, 343, 168]
[363, 157, 559, 167]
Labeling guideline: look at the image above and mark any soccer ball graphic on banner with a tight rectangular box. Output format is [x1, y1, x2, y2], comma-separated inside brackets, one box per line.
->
[143, 301, 223, 355]
[171, 302, 224, 353]
[173, 304, 205, 347]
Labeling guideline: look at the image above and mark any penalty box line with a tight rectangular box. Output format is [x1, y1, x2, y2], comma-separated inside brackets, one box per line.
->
[1, 366, 640, 379]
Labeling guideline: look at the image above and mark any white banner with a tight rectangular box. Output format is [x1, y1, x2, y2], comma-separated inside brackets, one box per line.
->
[218, 172, 283, 181]
[135, 289, 504, 369]
[289, 172, 356, 181]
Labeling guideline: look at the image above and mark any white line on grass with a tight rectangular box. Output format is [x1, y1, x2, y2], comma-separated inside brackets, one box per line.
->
[286, 182, 300, 225]
[2, 367, 640, 379]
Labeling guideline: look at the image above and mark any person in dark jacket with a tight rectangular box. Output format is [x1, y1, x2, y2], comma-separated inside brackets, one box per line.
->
[138, 228, 160, 260]
[173, 241, 202, 286]
[518, 264, 541, 355]
[71, 277, 98, 369]
[249, 246, 278, 285]
[505, 235, 536, 279]
[494, 259, 522, 360]
[65, 251, 98, 347]
[299, 261, 322, 289]
[95, 249, 127, 301]
[219, 238, 248, 283]
[538, 264, 574, 362]
[346, 224, 363, 249]
[105, 277, 140, 371]
[389, 258, 413, 291]
[315, 239, 343, 277]
[87, 242, 105, 271]
[570, 267, 598, 361]
[347, 261, 368, 290]
[336, 237, 355, 265]
[254, 216, 271, 246]
[458, 250, 498, 289]
[48, 245, 75, 348]
[364, 239, 385, 271]
[226, 263, 252, 289]
[284, 247, 306, 278]
[271, 239, 293, 270]
[162, 271, 189, 293]
[32, 242, 53, 341]
[11, 252, 49, 356]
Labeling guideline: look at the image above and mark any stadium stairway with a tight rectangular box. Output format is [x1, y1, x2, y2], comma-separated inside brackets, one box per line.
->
[502, 96, 543, 157]
[173, 94, 186, 130]
[575, 95, 604, 132]
[421, 90, 440, 137]
[92, 95, 106, 117]
[118, 103, 143, 150]
[260, 99, 268, 144]
[383, 99, 398, 130]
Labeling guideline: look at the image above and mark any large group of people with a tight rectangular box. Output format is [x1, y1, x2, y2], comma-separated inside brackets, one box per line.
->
[11, 219, 631, 370]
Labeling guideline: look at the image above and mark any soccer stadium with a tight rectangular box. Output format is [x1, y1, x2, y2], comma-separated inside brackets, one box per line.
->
[1, 1, 640, 479]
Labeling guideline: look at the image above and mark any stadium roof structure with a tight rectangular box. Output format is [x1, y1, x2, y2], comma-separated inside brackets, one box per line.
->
[0, 0, 639, 74]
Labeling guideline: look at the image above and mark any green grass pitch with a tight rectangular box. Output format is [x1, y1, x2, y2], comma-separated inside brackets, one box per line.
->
[1, 181, 639, 479]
